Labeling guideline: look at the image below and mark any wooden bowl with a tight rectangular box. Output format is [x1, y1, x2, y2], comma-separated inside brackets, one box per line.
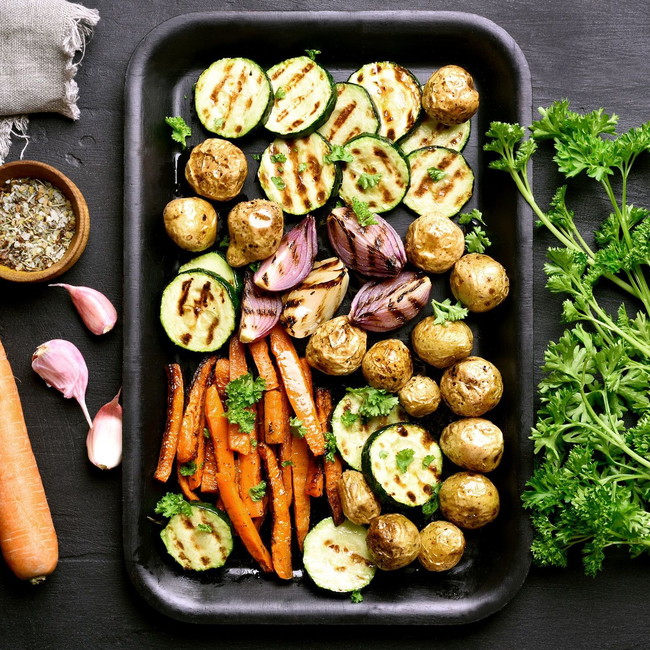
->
[0, 160, 90, 283]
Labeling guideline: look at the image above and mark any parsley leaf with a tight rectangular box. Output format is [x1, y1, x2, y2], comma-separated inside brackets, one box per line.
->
[340, 410, 360, 428]
[378, 450, 388, 460]
[346, 386, 399, 419]
[458, 208, 487, 226]
[164, 116, 192, 148]
[270, 152, 287, 164]
[213, 117, 225, 131]
[350, 590, 364, 604]
[290, 416, 307, 438]
[271, 176, 286, 190]
[252, 153, 262, 161]
[422, 484, 441, 517]
[324, 431, 338, 462]
[298, 162, 308, 173]
[465, 226, 492, 253]
[350, 197, 378, 227]
[281, 460, 294, 467]
[395, 448, 415, 474]
[249, 481, 267, 502]
[179, 461, 197, 477]
[197, 523, 213, 533]
[225, 374, 266, 434]
[305, 49, 321, 60]
[430, 297, 468, 325]
[427, 167, 447, 181]
[422, 455, 437, 469]
[275, 86, 287, 100]
[324, 144, 354, 164]
[357, 172, 382, 189]
[154, 493, 192, 518]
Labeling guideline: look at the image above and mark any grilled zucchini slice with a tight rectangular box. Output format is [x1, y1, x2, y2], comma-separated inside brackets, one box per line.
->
[178, 251, 241, 295]
[403, 146, 474, 218]
[303, 517, 376, 592]
[331, 392, 407, 471]
[362, 422, 443, 509]
[348, 62, 422, 141]
[258, 133, 340, 215]
[160, 502, 233, 571]
[317, 82, 380, 145]
[194, 58, 272, 138]
[264, 56, 336, 137]
[339, 134, 410, 213]
[398, 115, 471, 154]
[160, 269, 237, 352]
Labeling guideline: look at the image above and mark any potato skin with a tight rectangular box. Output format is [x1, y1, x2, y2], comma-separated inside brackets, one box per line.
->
[411, 317, 473, 369]
[405, 214, 465, 274]
[367, 514, 420, 571]
[398, 375, 441, 418]
[440, 418, 504, 472]
[450, 253, 510, 313]
[306, 316, 367, 376]
[421, 65, 479, 125]
[226, 199, 284, 267]
[185, 138, 248, 201]
[440, 356, 503, 417]
[338, 470, 381, 526]
[418, 520, 466, 571]
[439, 472, 500, 529]
[362, 339, 413, 393]
[163, 197, 217, 252]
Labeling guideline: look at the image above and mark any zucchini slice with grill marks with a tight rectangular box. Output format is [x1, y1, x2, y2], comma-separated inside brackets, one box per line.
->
[362, 422, 443, 509]
[317, 82, 380, 145]
[178, 251, 241, 295]
[398, 115, 471, 154]
[403, 145, 474, 218]
[339, 133, 410, 213]
[160, 269, 237, 352]
[265, 56, 336, 138]
[194, 58, 273, 138]
[160, 502, 233, 571]
[258, 133, 340, 215]
[303, 517, 376, 592]
[348, 62, 422, 142]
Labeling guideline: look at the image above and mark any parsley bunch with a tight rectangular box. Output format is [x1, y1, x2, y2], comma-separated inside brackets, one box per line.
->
[486, 101, 650, 575]
[224, 373, 266, 434]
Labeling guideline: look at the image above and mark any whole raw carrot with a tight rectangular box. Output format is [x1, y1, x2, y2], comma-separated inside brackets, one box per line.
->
[269, 326, 324, 456]
[0, 339, 58, 583]
[205, 384, 236, 485]
[154, 363, 184, 483]
[215, 473, 273, 573]
[259, 443, 292, 580]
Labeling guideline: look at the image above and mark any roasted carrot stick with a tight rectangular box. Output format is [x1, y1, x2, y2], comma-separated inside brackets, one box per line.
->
[248, 338, 279, 390]
[215, 473, 273, 573]
[263, 388, 287, 444]
[239, 405, 264, 518]
[188, 412, 206, 491]
[269, 326, 324, 456]
[200, 437, 219, 494]
[300, 357, 314, 394]
[177, 356, 216, 464]
[215, 357, 230, 401]
[0, 339, 58, 583]
[227, 338, 252, 455]
[154, 363, 184, 483]
[176, 462, 200, 502]
[316, 387, 344, 525]
[205, 384, 236, 485]
[306, 454, 324, 498]
[259, 443, 292, 580]
[279, 435, 293, 503]
[291, 434, 311, 551]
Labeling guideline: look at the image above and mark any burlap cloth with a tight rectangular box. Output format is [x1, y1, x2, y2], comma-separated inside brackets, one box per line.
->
[0, 0, 99, 163]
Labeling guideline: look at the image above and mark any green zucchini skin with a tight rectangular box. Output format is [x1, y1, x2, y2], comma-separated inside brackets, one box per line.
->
[160, 269, 237, 352]
[194, 58, 273, 138]
[398, 115, 471, 154]
[402, 145, 474, 218]
[178, 251, 241, 295]
[264, 56, 337, 138]
[361, 422, 443, 509]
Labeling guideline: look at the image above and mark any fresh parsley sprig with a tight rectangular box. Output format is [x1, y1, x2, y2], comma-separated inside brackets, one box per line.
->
[155, 493, 192, 518]
[350, 197, 378, 227]
[430, 297, 468, 325]
[164, 116, 191, 148]
[225, 374, 266, 434]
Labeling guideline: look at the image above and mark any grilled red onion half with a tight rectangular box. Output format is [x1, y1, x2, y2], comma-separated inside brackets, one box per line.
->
[349, 271, 432, 332]
[327, 206, 406, 278]
[238, 273, 283, 343]
[253, 215, 317, 292]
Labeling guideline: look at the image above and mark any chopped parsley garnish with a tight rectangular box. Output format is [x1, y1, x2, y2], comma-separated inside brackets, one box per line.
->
[290, 417, 307, 438]
[430, 297, 469, 325]
[340, 410, 360, 428]
[252, 153, 262, 161]
[324, 431, 337, 462]
[275, 86, 287, 99]
[179, 461, 197, 477]
[347, 386, 399, 419]
[164, 116, 191, 148]
[422, 454, 437, 469]
[298, 162, 308, 173]
[458, 208, 486, 226]
[248, 261, 262, 272]
[395, 448, 415, 474]
[197, 523, 213, 533]
[271, 176, 286, 190]
[465, 226, 492, 253]
[154, 493, 192, 518]
[324, 144, 354, 164]
[224, 373, 266, 434]
[305, 48, 321, 60]
[350, 197, 378, 227]
[378, 450, 388, 460]
[249, 480, 267, 502]
[203, 427, 210, 439]
[281, 460, 294, 468]
[427, 167, 447, 181]
[270, 152, 287, 164]
[357, 172, 382, 189]
[218, 235, 230, 250]
[250, 437, 258, 448]
[213, 117, 225, 131]
[350, 590, 364, 603]
[422, 484, 441, 517]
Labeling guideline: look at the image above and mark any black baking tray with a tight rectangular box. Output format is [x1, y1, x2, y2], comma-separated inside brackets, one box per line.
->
[123, 10, 533, 625]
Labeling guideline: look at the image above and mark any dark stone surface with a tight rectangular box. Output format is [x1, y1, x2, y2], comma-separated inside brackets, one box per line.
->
[0, 0, 648, 647]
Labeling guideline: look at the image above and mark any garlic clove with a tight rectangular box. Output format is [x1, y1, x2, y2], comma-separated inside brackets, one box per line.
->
[32, 339, 93, 427]
[86, 390, 122, 470]
[50, 284, 118, 335]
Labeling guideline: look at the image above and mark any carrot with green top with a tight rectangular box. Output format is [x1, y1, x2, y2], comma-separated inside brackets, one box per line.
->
[154, 363, 184, 483]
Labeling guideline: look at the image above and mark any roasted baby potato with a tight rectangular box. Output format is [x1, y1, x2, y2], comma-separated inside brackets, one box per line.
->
[450, 253, 510, 313]
[163, 197, 217, 252]
[440, 417, 504, 472]
[411, 317, 473, 369]
[185, 138, 248, 202]
[418, 520, 466, 572]
[398, 375, 441, 418]
[366, 514, 420, 571]
[438, 472, 500, 529]
[362, 339, 413, 393]
[440, 356, 503, 417]
[306, 316, 367, 376]
[405, 213, 465, 273]
[225, 199, 284, 267]
[421, 65, 479, 125]
[338, 470, 381, 526]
